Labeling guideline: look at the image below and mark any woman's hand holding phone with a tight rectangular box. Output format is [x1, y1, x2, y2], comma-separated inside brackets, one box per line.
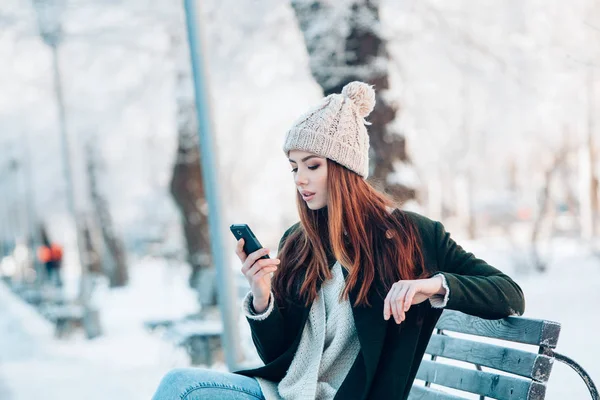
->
[236, 238, 280, 313]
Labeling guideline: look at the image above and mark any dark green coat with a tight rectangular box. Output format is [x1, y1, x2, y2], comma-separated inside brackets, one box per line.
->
[234, 211, 525, 400]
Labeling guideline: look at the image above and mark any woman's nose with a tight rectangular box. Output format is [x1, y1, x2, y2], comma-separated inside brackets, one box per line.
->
[294, 171, 308, 186]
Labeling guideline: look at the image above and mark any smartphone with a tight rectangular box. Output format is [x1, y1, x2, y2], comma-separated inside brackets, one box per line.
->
[230, 224, 270, 259]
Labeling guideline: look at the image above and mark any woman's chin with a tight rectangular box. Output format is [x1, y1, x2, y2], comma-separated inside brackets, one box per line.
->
[307, 202, 326, 210]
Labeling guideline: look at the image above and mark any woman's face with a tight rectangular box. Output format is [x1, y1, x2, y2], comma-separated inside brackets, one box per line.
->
[288, 150, 328, 210]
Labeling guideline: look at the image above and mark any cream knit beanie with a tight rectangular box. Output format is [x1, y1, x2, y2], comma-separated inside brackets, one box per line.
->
[283, 81, 376, 179]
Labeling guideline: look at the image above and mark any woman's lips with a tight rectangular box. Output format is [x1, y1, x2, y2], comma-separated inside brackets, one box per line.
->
[302, 192, 315, 201]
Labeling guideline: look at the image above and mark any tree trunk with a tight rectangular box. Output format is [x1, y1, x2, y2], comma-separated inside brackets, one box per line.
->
[168, 31, 216, 310]
[85, 142, 128, 287]
[291, 0, 416, 202]
[454, 172, 476, 240]
[531, 149, 567, 272]
[81, 215, 102, 275]
[583, 67, 598, 238]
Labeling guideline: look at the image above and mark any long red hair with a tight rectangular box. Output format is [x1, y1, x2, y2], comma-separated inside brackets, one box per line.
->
[273, 159, 426, 308]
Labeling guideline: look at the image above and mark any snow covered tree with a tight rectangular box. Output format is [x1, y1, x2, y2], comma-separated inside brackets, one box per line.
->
[291, 0, 416, 202]
[85, 142, 129, 287]
[168, 25, 217, 311]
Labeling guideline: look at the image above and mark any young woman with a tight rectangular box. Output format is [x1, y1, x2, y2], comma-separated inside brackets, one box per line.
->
[152, 82, 525, 400]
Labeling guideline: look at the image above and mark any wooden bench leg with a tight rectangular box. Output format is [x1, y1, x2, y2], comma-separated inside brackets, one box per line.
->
[186, 335, 223, 366]
[55, 317, 78, 338]
[188, 336, 212, 366]
[55, 317, 68, 338]
[82, 308, 102, 339]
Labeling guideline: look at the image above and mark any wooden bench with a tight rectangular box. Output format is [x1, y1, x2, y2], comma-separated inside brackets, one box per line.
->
[42, 304, 85, 338]
[39, 303, 102, 339]
[409, 310, 598, 400]
[144, 318, 175, 332]
[163, 319, 224, 366]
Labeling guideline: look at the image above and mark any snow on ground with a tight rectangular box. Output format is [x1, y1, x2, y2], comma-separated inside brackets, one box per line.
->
[0, 239, 599, 399]
[0, 257, 201, 400]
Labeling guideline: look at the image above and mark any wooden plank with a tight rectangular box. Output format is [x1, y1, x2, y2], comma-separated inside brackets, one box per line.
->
[425, 334, 554, 382]
[416, 359, 546, 400]
[436, 310, 561, 348]
[408, 385, 468, 400]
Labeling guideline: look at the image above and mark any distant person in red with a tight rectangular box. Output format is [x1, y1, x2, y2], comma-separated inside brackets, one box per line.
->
[38, 229, 63, 287]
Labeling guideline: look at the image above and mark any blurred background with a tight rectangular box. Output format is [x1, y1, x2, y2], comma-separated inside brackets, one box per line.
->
[0, 0, 598, 399]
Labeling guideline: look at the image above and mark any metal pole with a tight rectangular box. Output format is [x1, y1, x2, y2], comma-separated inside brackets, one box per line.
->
[22, 131, 42, 285]
[183, 0, 243, 370]
[9, 160, 19, 236]
[0, 162, 13, 265]
[50, 44, 78, 234]
[52, 44, 90, 302]
[6, 158, 21, 280]
[11, 159, 27, 282]
[0, 190, 5, 259]
[33, 0, 100, 338]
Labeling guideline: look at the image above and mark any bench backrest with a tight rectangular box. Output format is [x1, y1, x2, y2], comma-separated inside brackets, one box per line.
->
[409, 310, 561, 400]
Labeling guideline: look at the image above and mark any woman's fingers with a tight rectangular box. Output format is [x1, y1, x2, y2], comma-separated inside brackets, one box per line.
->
[235, 239, 247, 263]
[385, 283, 401, 323]
[383, 286, 393, 321]
[254, 266, 278, 281]
[404, 287, 416, 312]
[246, 258, 280, 278]
[241, 247, 270, 275]
[384, 282, 418, 324]
[389, 285, 400, 323]
[394, 286, 408, 323]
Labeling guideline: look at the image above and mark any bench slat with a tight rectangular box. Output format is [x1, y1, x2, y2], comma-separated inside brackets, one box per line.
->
[408, 385, 467, 400]
[416, 359, 546, 400]
[425, 334, 554, 382]
[436, 310, 560, 348]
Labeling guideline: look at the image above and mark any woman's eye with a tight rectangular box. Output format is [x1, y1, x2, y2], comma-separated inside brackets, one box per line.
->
[290, 165, 318, 173]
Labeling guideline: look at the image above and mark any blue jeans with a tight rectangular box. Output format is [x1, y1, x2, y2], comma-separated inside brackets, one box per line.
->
[152, 368, 266, 400]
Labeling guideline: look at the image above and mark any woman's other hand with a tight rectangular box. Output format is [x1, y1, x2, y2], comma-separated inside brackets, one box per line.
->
[383, 276, 446, 324]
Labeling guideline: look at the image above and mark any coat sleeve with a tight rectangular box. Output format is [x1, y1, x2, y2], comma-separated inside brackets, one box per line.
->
[433, 221, 525, 319]
[243, 223, 298, 364]
[245, 292, 287, 364]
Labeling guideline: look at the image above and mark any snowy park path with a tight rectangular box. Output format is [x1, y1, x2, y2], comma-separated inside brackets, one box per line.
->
[0, 280, 51, 400]
[0, 368, 12, 399]
[0, 278, 176, 400]
[0, 258, 219, 400]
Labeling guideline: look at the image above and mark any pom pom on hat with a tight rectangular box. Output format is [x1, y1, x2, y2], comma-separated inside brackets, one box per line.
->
[341, 81, 376, 118]
[283, 80, 376, 179]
